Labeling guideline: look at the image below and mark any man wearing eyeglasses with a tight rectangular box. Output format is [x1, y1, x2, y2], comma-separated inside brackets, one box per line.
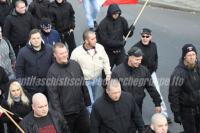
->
[133, 28, 171, 123]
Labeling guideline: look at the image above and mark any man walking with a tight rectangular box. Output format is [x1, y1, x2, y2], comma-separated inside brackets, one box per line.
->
[133, 28, 170, 122]
[71, 29, 111, 112]
[169, 44, 200, 133]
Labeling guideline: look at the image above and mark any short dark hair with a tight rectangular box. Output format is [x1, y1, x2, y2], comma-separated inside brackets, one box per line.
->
[15, 0, 25, 8]
[53, 42, 67, 53]
[82, 29, 95, 41]
[106, 78, 121, 91]
[29, 29, 41, 40]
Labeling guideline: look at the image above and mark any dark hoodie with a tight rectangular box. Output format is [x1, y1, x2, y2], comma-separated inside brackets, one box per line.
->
[28, 0, 50, 27]
[97, 4, 132, 51]
[0, 0, 12, 28]
[49, 0, 75, 33]
[169, 60, 200, 114]
[90, 91, 144, 133]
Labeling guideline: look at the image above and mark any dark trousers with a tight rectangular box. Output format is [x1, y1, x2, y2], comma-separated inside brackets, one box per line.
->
[181, 106, 200, 133]
[64, 108, 90, 133]
[0, 122, 4, 133]
[60, 31, 76, 57]
[106, 49, 126, 70]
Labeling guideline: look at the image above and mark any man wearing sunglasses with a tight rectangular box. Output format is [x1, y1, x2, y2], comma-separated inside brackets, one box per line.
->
[133, 28, 171, 123]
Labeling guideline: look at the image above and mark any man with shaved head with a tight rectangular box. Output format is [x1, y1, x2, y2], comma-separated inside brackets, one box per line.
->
[145, 113, 170, 133]
[90, 78, 144, 133]
[19, 93, 70, 133]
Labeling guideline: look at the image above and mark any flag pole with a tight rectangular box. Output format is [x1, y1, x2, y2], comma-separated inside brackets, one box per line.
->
[125, 0, 151, 40]
[0, 106, 25, 133]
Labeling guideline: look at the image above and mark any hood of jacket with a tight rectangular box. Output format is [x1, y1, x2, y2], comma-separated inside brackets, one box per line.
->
[106, 4, 121, 18]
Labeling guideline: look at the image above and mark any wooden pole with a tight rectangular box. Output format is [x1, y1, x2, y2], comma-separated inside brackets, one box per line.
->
[125, 0, 151, 41]
[0, 106, 25, 133]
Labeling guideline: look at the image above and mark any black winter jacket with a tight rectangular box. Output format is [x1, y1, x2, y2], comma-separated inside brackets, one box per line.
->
[16, 43, 53, 93]
[0, 0, 12, 28]
[90, 91, 144, 133]
[3, 10, 35, 46]
[28, 0, 50, 27]
[169, 60, 200, 114]
[134, 41, 158, 74]
[19, 110, 70, 133]
[97, 4, 132, 51]
[49, 1, 75, 33]
[112, 59, 161, 107]
[47, 60, 90, 116]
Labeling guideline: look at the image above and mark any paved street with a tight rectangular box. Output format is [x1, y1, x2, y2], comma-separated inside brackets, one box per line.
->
[69, 1, 200, 132]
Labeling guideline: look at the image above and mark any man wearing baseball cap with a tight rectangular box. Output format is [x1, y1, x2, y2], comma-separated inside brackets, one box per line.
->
[112, 46, 162, 116]
[169, 44, 200, 133]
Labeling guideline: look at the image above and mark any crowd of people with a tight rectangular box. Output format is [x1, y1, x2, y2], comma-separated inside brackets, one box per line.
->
[0, 0, 200, 133]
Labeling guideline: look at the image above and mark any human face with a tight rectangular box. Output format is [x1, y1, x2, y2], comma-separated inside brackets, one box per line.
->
[112, 13, 119, 20]
[10, 83, 21, 98]
[106, 84, 121, 101]
[32, 98, 48, 117]
[184, 51, 197, 67]
[30, 32, 42, 49]
[128, 56, 143, 68]
[54, 46, 68, 64]
[85, 33, 96, 48]
[56, 0, 63, 3]
[151, 119, 168, 133]
[16, 2, 26, 14]
[141, 33, 152, 45]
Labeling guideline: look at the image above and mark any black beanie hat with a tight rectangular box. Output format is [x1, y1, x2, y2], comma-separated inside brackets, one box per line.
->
[40, 18, 52, 29]
[182, 44, 197, 60]
[128, 47, 144, 57]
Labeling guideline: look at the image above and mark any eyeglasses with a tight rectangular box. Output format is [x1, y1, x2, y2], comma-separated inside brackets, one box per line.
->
[141, 35, 150, 38]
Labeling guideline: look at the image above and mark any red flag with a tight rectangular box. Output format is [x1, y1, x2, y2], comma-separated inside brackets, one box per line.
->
[102, 0, 138, 6]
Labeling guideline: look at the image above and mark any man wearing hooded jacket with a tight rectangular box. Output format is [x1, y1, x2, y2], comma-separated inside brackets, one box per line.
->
[97, 4, 134, 69]
[169, 44, 200, 133]
[16, 29, 53, 96]
[49, 0, 76, 57]
[3, 0, 35, 56]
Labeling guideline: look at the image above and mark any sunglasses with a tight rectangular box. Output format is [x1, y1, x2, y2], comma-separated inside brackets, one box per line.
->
[141, 35, 150, 38]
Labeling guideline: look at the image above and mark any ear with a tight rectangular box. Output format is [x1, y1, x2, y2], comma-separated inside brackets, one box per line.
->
[150, 124, 154, 130]
[53, 52, 56, 58]
[32, 104, 34, 110]
[106, 89, 109, 95]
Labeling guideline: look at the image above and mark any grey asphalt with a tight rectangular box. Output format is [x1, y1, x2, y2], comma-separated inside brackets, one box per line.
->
[140, 0, 200, 13]
[69, 0, 200, 132]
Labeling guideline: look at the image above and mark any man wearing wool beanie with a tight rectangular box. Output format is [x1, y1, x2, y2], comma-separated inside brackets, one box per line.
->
[169, 44, 200, 133]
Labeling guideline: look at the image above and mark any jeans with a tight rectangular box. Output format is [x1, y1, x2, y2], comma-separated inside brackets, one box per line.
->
[86, 76, 102, 113]
[83, 0, 100, 28]
[151, 72, 168, 117]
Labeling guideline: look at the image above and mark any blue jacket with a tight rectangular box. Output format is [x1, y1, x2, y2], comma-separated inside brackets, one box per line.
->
[41, 29, 61, 46]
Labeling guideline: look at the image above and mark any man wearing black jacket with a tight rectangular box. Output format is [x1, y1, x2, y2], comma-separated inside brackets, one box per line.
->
[16, 29, 53, 96]
[90, 79, 145, 133]
[19, 93, 70, 133]
[97, 4, 134, 69]
[3, 0, 35, 55]
[47, 42, 90, 133]
[133, 28, 170, 122]
[112, 46, 161, 113]
[49, 0, 76, 57]
[169, 44, 200, 133]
